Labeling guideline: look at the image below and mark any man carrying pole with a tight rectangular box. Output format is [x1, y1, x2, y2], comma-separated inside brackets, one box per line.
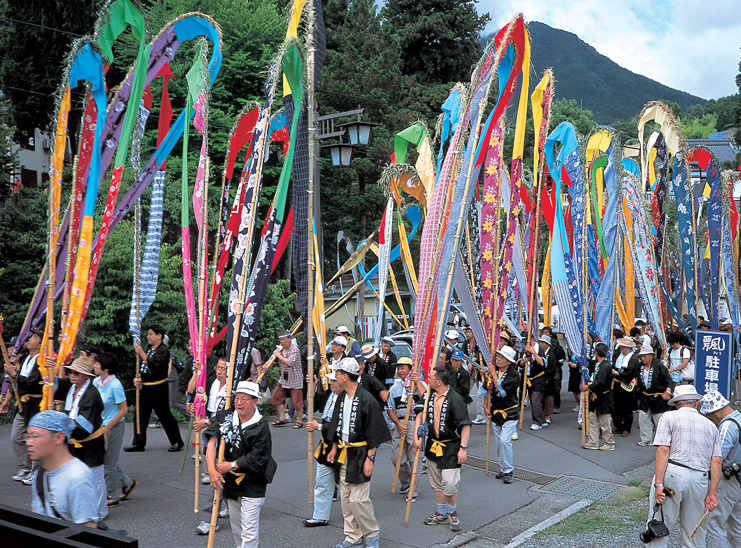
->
[487, 346, 519, 483]
[326, 357, 390, 548]
[414, 366, 471, 532]
[388, 357, 427, 502]
[204, 381, 272, 548]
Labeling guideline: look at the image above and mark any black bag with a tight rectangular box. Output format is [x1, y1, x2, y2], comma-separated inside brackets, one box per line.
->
[263, 457, 278, 484]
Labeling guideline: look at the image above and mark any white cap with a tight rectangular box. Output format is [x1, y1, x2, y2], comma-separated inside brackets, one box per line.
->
[637, 344, 655, 356]
[668, 385, 702, 406]
[235, 381, 260, 398]
[332, 336, 348, 347]
[335, 325, 351, 334]
[333, 356, 360, 375]
[325, 370, 337, 381]
[446, 329, 459, 340]
[496, 346, 517, 363]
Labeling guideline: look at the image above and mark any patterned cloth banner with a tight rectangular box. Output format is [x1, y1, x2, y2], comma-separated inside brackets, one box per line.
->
[545, 122, 586, 303]
[550, 188, 585, 360]
[436, 87, 463, 179]
[722, 216, 741, 374]
[453, 255, 491, 365]
[54, 44, 107, 368]
[705, 159, 722, 330]
[620, 175, 666, 349]
[373, 198, 394, 345]
[594, 142, 619, 343]
[651, 135, 669, 263]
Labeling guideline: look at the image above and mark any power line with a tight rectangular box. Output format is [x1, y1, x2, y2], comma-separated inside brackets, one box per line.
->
[0, 14, 436, 116]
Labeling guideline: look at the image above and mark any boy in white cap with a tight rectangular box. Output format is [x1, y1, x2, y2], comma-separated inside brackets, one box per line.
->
[487, 346, 520, 483]
[700, 391, 741, 548]
[204, 381, 272, 548]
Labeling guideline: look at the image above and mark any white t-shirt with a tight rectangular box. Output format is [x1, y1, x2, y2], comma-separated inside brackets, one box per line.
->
[341, 394, 353, 442]
[669, 347, 694, 380]
[31, 458, 99, 524]
[206, 380, 227, 416]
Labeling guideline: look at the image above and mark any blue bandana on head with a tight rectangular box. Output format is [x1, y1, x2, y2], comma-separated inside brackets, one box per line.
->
[452, 349, 465, 361]
[29, 410, 75, 441]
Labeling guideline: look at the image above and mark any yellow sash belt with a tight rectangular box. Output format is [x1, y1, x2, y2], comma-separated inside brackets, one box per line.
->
[337, 440, 367, 464]
[18, 393, 42, 405]
[229, 470, 246, 485]
[70, 427, 104, 448]
[526, 371, 544, 388]
[429, 438, 458, 457]
[491, 404, 518, 419]
[642, 391, 665, 398]
[142, 378, 167, 386]
[314, 438, 330, 460]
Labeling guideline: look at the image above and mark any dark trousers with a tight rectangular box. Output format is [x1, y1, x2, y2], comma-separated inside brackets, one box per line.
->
[529, 390, 546, 425]
[131, 383, 183, 448]
[553, 366, 563, 408]
[611, 388, 635, 433]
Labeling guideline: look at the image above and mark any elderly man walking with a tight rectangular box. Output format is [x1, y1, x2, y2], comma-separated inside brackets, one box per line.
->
[649, 385, 722, 548]
[699, 391, 741, 548]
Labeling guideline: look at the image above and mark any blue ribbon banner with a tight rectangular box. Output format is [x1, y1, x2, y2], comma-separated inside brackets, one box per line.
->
[694, 330, 732, 398]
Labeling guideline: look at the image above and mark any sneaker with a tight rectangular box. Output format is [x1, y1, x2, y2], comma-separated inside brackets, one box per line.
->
[406, 494, 418, 503]
[21, 475, 33, 486]
[637, 441, 652, 447]
[302, 518, 328, 527]
[572, 406, 579, 412]
[335, 540, 363, 548]
[107, 496, 120, 507]
[449, 511, 461, 531]
[120, 479, 137, 500]
[365, 534, 380, 548]
[424, 512, 450, 525]
[530, 424, 542, 431]
[149, 421, 162, 429]
[512, 431, 519, 440]
[471, 418, 486, 425]
[545, 419, 551, 424]
[332, 485, 339, 501]
[582, 444, 600, 450]
[495, 471, 504, 479]
[201, 473, 210, 485]
[553, 407, 561, 414]
[191, 454, 202, 461]
[503, 472, 514, 484]
[600, 445, 616, 452]
[421, 465, 428, 474]
[195, 521, 219, 535]
[218, 507, 229, 519]
[12, 468, 30, 481]
[399, 485, 410, 494]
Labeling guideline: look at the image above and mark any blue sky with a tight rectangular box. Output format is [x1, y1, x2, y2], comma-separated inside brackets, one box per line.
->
[479, 0, 741, 100]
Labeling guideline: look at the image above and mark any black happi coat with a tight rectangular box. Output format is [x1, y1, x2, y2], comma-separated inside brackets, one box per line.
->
[489, 365, 520, 426]
[68, 381, 105, 468]
[636, 358, 675, 414]
[328, 385, 391, 484]
[527, 348, 552, 393]
[587, 360, 614, 415]
[358, 372, 387, 409]
[204, 409, 272, 499]
[15, 353, 43, 421]
[313, 384, 336, 467]
[446, 363, 472, 404]
[366, 356, 394, 388]
[140, 343, 170, 383]
[424, 388, 472, 469]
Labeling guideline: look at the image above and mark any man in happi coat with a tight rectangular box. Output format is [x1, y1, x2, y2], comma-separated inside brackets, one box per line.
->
[205, 381, 272, 548]
[523, 336, 555, 430]
[387, 357, 427, 501]
[487, 346, 520, 484]
[582, 343, 615, 451]
[125, 324, 184, 452]
[414, 365, 471, 533]
[636, 344, 674, 447]
[327, 357, 391, 548]
[361, 344, 394, 388]
[611, 337, 640, 437]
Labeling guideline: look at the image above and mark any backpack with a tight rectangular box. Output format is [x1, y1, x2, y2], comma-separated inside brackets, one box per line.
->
[678, 345, 694, 381]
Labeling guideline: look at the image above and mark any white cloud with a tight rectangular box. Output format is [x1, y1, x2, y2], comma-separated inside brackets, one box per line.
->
[480, 0, 741, 100]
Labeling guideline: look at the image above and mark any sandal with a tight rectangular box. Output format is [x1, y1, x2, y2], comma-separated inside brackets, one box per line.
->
[271, 419, 290, 426]
[293, 421, 303, 429]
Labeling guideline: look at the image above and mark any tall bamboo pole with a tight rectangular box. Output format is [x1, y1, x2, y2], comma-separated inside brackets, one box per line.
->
[581, 165, 591, 445]
[207, 59, 278, 548]
[391, 393, 415, 492]
[134, 198, 142, 435]
[405, 30, 507, 524]
[305, 0, 317, 505]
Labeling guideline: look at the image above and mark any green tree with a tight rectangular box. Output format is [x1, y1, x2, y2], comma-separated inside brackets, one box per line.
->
[680, 113, 718, 139]
[0, 94, 20, 195]
[381, 0, 490, 85]
[550, 98, 596, 138]
[0, 0, 102, 141]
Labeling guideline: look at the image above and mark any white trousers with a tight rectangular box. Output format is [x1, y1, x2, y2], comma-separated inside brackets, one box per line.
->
[227, 496, 265, 548]
[90, 464, 107, 521]
[639, 410, 664, 444]
[312, 463, 335, 521]
[648, 463, 709, 548]
[706, 475, 741, 548]
[492, 420, 516, 474]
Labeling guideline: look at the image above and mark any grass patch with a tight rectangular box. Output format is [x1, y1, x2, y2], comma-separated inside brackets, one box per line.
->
[534, 495, 648, 538]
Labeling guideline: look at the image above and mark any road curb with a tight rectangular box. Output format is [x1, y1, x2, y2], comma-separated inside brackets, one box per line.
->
[500, 499, 593, 548]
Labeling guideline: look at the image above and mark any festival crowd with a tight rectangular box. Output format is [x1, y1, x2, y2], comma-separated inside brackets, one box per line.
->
[2, 318, 741, 548]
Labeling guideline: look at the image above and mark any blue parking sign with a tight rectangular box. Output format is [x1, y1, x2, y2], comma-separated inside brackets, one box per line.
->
[694, 330, 732, 398]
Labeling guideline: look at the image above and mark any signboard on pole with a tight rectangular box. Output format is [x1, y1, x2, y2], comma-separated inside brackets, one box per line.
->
[694, 330, 732, 398]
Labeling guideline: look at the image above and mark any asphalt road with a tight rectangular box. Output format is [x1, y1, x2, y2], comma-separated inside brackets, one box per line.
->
[0, 388, 658, 548]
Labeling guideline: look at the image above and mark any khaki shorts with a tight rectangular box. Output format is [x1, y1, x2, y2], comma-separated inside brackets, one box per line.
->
[427, 461, 460, 497]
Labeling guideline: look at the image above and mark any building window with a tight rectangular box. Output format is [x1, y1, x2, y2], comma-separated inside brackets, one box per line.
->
[21, 168, 37, 187]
